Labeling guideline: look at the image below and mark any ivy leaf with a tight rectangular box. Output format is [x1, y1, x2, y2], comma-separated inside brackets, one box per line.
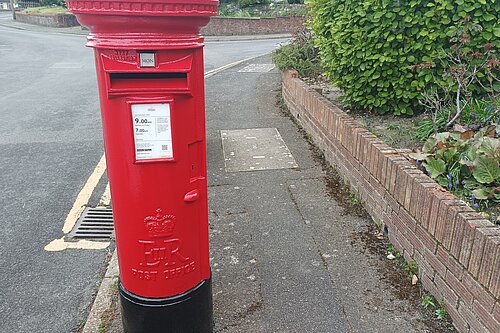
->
[424, 157, 446, 178]
[473, 156, 500, 184]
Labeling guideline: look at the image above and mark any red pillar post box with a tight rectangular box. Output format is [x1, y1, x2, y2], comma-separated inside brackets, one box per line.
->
[66, 1, 218, 332]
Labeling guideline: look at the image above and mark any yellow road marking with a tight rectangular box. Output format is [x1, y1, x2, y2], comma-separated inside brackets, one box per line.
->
[62, 154, 106, 234]
[45, 237, 110, 252]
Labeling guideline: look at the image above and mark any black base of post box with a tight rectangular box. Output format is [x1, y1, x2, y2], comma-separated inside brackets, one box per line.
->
[119, 277, 213, 333]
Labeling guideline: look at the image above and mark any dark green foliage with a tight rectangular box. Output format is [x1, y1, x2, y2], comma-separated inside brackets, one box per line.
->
[272, 29, 322, 77]
[308, 0, 499, 115]
[410, 125, 500, 208]
[40, 0, 66, 7]
[238, 0, 270, 8]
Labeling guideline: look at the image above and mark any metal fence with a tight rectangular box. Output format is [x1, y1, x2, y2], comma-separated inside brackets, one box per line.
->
[0, 1, 42, 11]
[17, 1, 42, 9]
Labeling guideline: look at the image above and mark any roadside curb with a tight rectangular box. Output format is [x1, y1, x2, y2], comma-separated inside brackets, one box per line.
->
[81, 250, 119, 333]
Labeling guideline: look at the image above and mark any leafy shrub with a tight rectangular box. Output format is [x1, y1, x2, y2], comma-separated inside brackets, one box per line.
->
[415, 19, 499, 137]
[410, 125, 500, 208]
[308, 0, 499, 115]
[40, 0, 66, 7]
[272, 29, 322, 77]
[239, 0, 270, 8]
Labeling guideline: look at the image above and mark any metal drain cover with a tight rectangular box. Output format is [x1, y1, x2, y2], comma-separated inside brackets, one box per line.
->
[70, 207, 114, 239]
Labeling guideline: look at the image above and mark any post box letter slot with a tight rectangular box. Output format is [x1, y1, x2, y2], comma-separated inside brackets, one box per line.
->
[109, 72, 188, 91]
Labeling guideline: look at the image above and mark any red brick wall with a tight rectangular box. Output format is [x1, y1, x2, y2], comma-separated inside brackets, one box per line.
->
[282, 69, 500, 333]
[201, 16, 306, 36]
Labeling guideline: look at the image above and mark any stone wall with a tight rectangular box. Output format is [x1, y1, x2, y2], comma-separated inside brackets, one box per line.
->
[281, 69, 500, 333]
[16, 12, 79, 28]
[202, 16, 305, 36]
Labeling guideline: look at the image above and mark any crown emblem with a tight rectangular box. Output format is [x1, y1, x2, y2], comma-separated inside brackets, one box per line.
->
[144, 209, 175, 238]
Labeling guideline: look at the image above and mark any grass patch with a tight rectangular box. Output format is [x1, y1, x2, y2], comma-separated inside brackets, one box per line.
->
[22, 6, 68, 14]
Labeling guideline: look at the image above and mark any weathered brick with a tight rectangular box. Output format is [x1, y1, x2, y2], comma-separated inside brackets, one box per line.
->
[458, 301, 488, 333]
[402, 169, 423, 213]
[394, 165, 410, 205]
[399, 208, 418, 233]
[369, 175, 384, 198]
[378, 149, 397, 188]
[425, 248, 447, 279]
[435, 200, 466, 244]
[389, 158, 408, 196]
[445, 303, 470, 333]
[443, 205, 473, 251]
[360, 134, 378, 166]
[399, 232, 414, 256]
[437, 245, 464, 280]
[472, 300, 500, 333]
[434, 274, 459, 307]
[494, 303, 500, 323]
[421, 272, 439, 295]
[372, 143, 389, 181]
[461, 219, 496, 273]
[445, 269, 473, 305]
[416, 183, 441, 225]
[428, 191, 456, 237]
[450, 214, 468, 262]
[489, 246, 500, 299]
[463, 272, 496, 312]
[367, 142, 376, 176]
[388, 229, 404, 254]
[384, 192, 401, 214]
[409, 175, 433, 219]
[468, 227, 499, 278]
[350, 127, 360, 160]
[382, 154, 397, 190]
[407, 227, 426, 255]
[416, 224, 438, 254]
[478, 235, 500, 289]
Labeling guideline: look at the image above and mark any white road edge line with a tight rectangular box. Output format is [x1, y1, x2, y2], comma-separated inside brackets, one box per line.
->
[44, 54, 269, 252]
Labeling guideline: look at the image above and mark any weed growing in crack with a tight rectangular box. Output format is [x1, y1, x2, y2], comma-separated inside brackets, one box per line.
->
[435, 300, 449, 320]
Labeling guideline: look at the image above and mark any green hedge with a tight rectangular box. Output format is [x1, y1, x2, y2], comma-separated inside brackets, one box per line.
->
[308, 0, 499, 115]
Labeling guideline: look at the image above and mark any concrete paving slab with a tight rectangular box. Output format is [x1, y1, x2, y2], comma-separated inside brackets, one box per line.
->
[221, 128, 298, 172]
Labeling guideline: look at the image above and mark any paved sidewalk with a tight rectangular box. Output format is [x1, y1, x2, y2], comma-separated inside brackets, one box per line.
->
[90, 55, 442, 333]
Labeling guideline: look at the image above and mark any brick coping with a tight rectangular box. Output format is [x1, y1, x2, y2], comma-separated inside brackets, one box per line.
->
[281, 69, 499, 333]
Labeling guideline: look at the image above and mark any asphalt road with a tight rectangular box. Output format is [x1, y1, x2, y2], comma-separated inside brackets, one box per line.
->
[0, 15, 286, 333]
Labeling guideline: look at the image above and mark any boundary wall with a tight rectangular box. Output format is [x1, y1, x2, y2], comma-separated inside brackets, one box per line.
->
[282, 69, 500, 333]
[202, 16, 305, 35]
[14, 13, 305, 34]
[16, 12, 79, 27]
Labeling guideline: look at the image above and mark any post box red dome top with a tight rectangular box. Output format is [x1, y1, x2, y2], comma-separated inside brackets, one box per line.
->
[67, 0, 219, 48]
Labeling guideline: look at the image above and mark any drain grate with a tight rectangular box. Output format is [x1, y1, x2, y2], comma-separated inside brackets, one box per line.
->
[70, 207, 114, 239]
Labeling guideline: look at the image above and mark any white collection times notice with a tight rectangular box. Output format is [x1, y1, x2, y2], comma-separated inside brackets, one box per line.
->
[131, 103, 174, 161]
